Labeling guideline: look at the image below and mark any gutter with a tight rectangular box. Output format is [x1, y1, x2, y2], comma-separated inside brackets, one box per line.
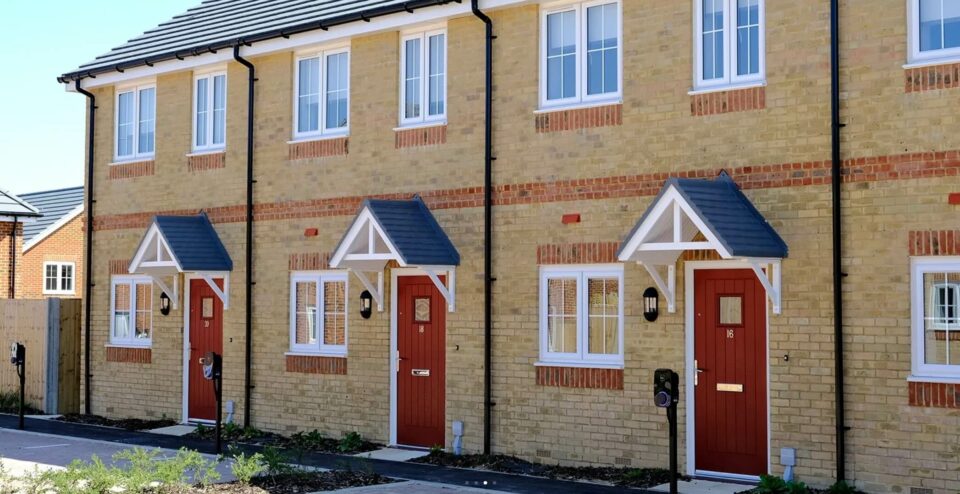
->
[470, 0, 495, 456]
[829, 0, 848, 482]
[75, 80, 97, 415]
[58, 0, 461, 84]
[233, 43, 257, 429]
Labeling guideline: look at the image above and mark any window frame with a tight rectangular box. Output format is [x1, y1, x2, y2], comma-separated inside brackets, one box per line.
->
[109, 275, 153, 348]
[911, 257, 960, 380]
[292, 45, 351, 141]
[192, 71, 227, 153]
[693, 0, 766, 91]
[113, 81, 157, 162]
[538, 264, 624, 367]
[289, 271, 349, 356]
[539, 0, 623, 110]
[399, 28, 448, 127]
[42, 261, 75, 296]
[908, 0, 960, 64]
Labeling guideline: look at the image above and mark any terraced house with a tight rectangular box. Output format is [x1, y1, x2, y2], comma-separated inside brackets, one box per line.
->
[59, 0, 960, 492]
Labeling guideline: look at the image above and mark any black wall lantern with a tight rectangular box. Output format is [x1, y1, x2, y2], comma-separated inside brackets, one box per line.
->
[643, 287, 659, 322]
[160, 292, 171, 316]
[359, 290, 373, 319]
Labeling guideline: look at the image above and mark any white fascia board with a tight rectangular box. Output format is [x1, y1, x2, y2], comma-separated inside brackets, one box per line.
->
[71, 0, 525, 92]
[22, 204, 84, 253]
[0, 216, 38, 223]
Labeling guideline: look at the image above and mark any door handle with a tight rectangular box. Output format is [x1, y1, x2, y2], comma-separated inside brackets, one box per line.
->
[694, 359, 706, 386]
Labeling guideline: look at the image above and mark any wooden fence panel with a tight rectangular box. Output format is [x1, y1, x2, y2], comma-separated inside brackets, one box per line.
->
[0, 299, 49, 411]
[57, 299, 81, 414]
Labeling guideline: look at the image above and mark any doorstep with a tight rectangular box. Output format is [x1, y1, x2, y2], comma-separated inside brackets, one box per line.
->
[651, 479, 752, 494]
[147, 424, 198, 436]
[354, 447, 430, 462]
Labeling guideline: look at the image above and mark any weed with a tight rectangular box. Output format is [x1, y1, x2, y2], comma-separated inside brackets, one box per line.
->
[228, 446, 267, 485]
[261, 446, 295, 476]
[338, 431, 364, 453]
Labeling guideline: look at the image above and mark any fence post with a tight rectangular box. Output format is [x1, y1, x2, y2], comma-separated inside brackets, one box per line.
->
[45, 298, 60, 415]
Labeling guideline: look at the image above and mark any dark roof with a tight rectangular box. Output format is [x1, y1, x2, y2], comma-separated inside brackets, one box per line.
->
[60, 0, 455, 82]
[619, 171, 788, 259]
[19, 187, 85, 244]
[154, 213, 233, 271]
[0, 188, 42, 219]
[362, 196, 460, 266]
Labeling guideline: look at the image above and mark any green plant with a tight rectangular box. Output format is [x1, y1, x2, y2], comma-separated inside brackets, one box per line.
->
[223, 421, 241, 437]
[260, 446, 295, 476]
[338, 431, 365, 453]
[228, 447, 266, 484]
[755, 475, 810, 494]
[828, 480, 859, 494]
[429, 445, 445, 456]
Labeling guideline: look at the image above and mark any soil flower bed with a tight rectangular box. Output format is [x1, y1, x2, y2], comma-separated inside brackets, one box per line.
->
[56, 413, 178, 431]
[187, 426, 381, 455]
[160, 471, 394, 493]
[0, 391, 43, 416]
[411, 451, 678, 488]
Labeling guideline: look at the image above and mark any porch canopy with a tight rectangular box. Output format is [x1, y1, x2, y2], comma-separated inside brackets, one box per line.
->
[128, 212, 233, 309]
[617, 171, 788, 314]
[330, 195, 460, 312]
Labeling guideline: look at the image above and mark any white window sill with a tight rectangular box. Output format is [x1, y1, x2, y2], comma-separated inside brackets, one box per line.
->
[288, 134, 349, 144]
[534, 360, 623, 370]
[285, 351, 347, 358]
[688, 81, 766, 96]
[43, 291, 76, 296]
[534, 99, 622, 114]
[904, 55, 960, 69]
[110, 156, 155, 166]
[106, 343, 152, 349]
[394, 121, 447, 131]
[907, 374, 960, 384]
[187, 149, 225, 157]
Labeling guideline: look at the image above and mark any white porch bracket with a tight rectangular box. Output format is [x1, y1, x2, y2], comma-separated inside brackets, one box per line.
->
[748, 260, 781, 314]
[200, 273, 230, 310]
[350, 269, 384, 312]
[423, 267, 456, 312]
[642, 263, 676, 313]
[149, 274, 180, 310]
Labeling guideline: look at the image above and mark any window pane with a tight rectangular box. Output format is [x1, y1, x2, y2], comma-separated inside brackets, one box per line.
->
[920, 0, 943, 51]
[946, 0, 960, 49]
[323, 281, 345, 346]
[295, 281, 317, 345]
[298, 58, 320, 133]
[546, 10, 577, 100]
[113, 283, 130, 339]
[135, 283, 152, 339]
[212, 75, 226, 145]
[587, 278, 619, 355]
[719, 296, 743, 325]
[737, 0, 760, 76]
[326, 52, 349, 130]
[587, 3, 618, 96]
[138, 88, 156, 154]
[45, 265, 57, 291]
[405, 38, 422, 119]
[61, 265, 73, 292]
[428, 34, 445, 116]
[547, 278, 578, 353]
[117, 92, 135, 157]
[195, 78, 208, 147]
[702, 0, 724, 80]
[924, 272, 960, 365]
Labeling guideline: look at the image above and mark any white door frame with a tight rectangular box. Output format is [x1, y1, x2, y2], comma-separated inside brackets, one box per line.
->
[181, 273, 227, 424]
[684, 260, 771, 481]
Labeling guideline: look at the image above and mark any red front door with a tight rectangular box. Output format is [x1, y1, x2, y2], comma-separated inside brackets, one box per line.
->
[396, 276, 446, 448]
[694, 269, 767, 476]
[188, 278, 223, 421]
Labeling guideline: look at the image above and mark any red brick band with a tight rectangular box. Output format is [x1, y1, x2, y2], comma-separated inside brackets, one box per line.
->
[396, 125, 447, 149]
[536, 366, 624, 390]
[285, 355, 347, 375]
[106, 347, 151, 364]
[187, 152, 226, 172]
[289, 138, 349, 160]
[108, 259, 130, 275]
[108, 161, 155, 180]
[289, 252, 332, 271]
[909, 230, 959, 256]
[691, 86, 766, 116]
[535, 104, 622, 133]
[906, 62, 960, 93]
[537, 242, 620, 265]
[933, 331, 960, 341]
[908, 381, 960, 408]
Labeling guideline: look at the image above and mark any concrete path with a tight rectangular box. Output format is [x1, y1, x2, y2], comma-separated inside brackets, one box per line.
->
[355, 447, 430, 462]
[650, 479, 752, 494]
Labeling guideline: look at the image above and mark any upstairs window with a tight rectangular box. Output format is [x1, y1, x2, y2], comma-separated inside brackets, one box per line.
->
[540, 1, 622, 109]
[43, 262, 75, 295]
[694, 0, 765, 90]
[400, 29, 447, 126]
[193, 72, 226, 152]
[115, 83, 156, 161]
[294, 47, 350, 139]
[110, 276, 152, 347]
[290, 272, 348, 355]
[910, 0, 960, 62]
[911, 258, 960, 379]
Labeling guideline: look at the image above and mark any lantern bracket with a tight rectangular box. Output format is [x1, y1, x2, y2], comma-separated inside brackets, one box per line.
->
[642, 263, 676, 313]
[350, 270, 384, 312]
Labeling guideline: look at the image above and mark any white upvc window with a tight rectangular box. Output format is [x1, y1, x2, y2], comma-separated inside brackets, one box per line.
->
[293, 46, 350, 140]
[400, 29, 447, 126]
[115, 83, 156, 161]
[290, 272, 348, 355]
[110, 276, 152, 347]
[539, 265, 624, 367]
[908, 0, 960, 63]
[43, 262, 75, 295]
[539, 0, 622, 109]
[193, 72, 227, 152]
[911, 258, 960, 379]
[694, 0, 765, 90]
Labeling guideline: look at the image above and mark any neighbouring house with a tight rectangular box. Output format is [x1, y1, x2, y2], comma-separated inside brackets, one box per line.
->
[0, 189, 42, 298]
[17, 187, 85, 299]
[58, 1, 960, 492]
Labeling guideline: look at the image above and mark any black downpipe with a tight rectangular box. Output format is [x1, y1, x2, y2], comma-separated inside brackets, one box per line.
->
[829, 0, 847, 482]
[75, 79, 97, 415]
[233, 43, 256, 428]
[8, 217, 17, 298]
[471, 0, 494, 456]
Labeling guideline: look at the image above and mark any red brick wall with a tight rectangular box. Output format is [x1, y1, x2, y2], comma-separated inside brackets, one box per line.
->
[536, 365, 624, 390]
[19, 215, 84, 299]
[0, 222, 23, 299]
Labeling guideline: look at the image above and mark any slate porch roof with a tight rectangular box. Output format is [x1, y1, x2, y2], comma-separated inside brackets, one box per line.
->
[143, 212, 233, 272]
[0, 188, 42, 219]
[19, 187, 84, 244]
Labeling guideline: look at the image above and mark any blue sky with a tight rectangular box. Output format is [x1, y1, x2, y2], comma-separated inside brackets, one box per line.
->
[0, 0, 197, 195]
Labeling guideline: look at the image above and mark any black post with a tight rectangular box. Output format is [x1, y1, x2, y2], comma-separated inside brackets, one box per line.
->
[668, 404, 678, 494]
[11, 343, 26, 430]
[654, 368, 680, 494]
[202, 352, 223, 454]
